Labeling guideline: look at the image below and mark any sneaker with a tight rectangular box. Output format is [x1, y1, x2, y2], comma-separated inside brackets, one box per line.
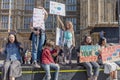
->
[32, 62, 40, 68]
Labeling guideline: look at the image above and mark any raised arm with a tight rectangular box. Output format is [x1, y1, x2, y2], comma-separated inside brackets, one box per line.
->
[38, 6, 48, 21]
[29, 20, 35, 33]
[43, 8, 48, 21]
[30, 21, 33, 30]
[57, 15, 65, 30]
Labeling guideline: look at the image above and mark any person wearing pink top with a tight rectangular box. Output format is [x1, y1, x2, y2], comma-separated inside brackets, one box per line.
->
[41, 40, 60, 80]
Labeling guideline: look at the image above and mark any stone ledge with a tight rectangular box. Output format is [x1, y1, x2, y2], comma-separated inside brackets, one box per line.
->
[0, 63, 120, 80]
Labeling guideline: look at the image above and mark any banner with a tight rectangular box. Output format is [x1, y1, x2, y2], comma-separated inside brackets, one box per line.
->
[55, 27, 64, 46]
[33, 8, 45, 30]
[80, 45, 100, 62]
[101, 45, 120, 63]
[50, 1, 66, 16]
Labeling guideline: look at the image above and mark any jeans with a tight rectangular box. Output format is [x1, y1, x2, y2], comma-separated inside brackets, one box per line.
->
[42, 63, 60, 80]
[82, 62, 100, 78]
[63, 46, 73, 63]
[32, 32, 45, 62]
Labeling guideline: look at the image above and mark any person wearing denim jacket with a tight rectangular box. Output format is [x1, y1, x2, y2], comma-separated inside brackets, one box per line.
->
[0, 32, 23, 80]
[29, 6, 48, 68]
[41, 40, 60, 80]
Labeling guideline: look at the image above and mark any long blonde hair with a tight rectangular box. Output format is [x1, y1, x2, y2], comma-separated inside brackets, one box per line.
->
[65, 21, 74, 32]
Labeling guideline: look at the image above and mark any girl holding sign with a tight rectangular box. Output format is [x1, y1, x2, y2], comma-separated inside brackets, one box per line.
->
[29, 6, 48, 68]
[98, 37, 119, 80]
[78, 35, 100, 80]
[57, 16, 75, 64]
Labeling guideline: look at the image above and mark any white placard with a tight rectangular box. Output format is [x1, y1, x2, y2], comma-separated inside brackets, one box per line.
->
[56, 27, 64, 46]
[33, 8, 45, 30]
[50, 1, 66, 16]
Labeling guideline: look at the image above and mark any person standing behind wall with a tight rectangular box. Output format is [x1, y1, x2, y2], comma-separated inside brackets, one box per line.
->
[57, 16, 75, 64]
[29, 6, 48, 68]
[77, 35, 100, 80]
[0, 32, 23, 80]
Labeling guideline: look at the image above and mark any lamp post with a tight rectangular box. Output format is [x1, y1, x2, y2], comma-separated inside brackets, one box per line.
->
[8, 0, 12, 32]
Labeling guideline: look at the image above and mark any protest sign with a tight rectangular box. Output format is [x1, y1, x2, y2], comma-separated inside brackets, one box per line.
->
[80, 45, 100, 62]
[55, 27, 64, 46]
[33, 8, 45, 30]
[101, 45, 120, 63]
[50, 1, 65, 16]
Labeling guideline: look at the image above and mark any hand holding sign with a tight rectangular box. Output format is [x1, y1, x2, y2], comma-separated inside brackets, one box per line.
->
[80, 45, 100, 63]
[101, 45, 120, 63]
[37, 6, 43, 9]
[33, 8, 46, 30]
[50, 1, 66, 16]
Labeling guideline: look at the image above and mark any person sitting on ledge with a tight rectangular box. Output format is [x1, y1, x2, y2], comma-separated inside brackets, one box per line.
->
[0, 32, 23, 80]
[41, 40, 60, 80]
[98, 37, 119, 80]
[77, 35, 100, 80]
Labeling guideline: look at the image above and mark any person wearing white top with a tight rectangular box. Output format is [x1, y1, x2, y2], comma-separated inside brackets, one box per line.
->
[98, 37, 119, 80]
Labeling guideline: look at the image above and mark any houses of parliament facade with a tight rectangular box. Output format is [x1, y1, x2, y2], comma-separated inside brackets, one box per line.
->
[0, 0, 119, 49]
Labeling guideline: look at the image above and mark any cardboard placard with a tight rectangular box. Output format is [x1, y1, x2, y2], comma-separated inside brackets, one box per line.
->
[80, 45, 100, 62]
[101, 45, 120, 63]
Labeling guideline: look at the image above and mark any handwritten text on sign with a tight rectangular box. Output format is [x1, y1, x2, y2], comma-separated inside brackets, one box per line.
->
[101, 45, 120, 63]
[33, 8, 45, 30]
[50, 1, 65, 16]
[80, 45, 100, 63]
